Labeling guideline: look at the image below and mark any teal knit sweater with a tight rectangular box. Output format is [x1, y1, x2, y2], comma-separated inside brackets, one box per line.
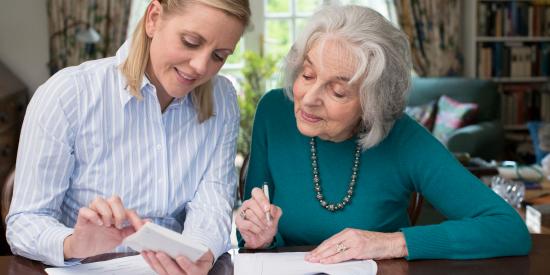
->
[239, 89, 531, 260]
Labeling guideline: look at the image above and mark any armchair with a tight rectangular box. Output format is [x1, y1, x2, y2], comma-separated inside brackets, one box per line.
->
[407, 77, 504, 160]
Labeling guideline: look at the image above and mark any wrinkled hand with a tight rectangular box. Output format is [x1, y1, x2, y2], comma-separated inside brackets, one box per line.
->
[63, 196, 143, 259]
[235, 187, 283, 248]
[142, 250, 214, 275]
[305, 229, 408, 264]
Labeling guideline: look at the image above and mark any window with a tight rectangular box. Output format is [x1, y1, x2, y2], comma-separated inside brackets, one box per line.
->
[262, 0, 397, 59]
[263, 0, 321, 59]
[260, 0, 397, 89]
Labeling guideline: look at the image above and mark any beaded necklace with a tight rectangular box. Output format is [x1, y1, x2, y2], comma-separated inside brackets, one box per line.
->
[310, 137, 361, 212]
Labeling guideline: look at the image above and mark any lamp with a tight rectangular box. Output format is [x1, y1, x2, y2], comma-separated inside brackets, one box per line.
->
[76, 25, 101, 44]
[76, 24, 102, 60]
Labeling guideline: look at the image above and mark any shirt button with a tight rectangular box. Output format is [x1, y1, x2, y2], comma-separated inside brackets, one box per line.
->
[157, 144, 162, 150]
[158, 178, 163, 184]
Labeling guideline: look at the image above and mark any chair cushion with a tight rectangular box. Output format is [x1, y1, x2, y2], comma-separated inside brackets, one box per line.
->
[405, 100, 438, 131]
[433, 95, 478, 142]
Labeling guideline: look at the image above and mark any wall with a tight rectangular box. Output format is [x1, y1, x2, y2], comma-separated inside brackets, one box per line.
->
[0, 0, 50, 95]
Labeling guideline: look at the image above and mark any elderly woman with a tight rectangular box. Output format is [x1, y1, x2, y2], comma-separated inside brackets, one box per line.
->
[236, 5, 531, 263]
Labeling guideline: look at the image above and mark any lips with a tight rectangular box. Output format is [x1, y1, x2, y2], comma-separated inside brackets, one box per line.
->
[174, 67, 198, 85]
[300, 110, 322, 123]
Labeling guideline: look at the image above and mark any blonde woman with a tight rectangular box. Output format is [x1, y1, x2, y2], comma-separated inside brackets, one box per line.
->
[7, 0, 249, 273]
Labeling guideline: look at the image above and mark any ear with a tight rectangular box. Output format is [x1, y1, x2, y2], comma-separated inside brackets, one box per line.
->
[145, 0, 163, 38]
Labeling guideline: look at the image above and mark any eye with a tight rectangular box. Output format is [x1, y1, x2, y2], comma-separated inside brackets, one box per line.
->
[182, 37, 200, 48]
[302, 74, 314, 80]
[212, 52, 226, 62]
[330, 84, 348, 99]
[183, 41, 199, 48]
[332, 91, 346, 98]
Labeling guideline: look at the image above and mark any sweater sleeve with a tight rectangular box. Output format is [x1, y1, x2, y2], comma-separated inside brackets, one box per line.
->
[397, 119, 531, 260]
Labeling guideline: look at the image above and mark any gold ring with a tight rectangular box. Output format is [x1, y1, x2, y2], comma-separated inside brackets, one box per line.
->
[336, 242, 348, 253]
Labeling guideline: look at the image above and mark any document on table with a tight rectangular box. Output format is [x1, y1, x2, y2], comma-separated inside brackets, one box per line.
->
[234, 252, 377, 275]
[44, 255, 155, 275]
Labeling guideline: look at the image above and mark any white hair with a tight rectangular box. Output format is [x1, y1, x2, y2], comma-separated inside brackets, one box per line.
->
[283, 5, 412, 150]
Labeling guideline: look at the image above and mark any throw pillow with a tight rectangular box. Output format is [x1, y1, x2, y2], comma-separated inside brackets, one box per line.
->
[432, 95, 479, 142]
[405, 100, 438, 131]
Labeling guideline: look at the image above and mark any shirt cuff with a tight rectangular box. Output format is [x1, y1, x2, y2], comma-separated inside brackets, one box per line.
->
[37, 226, 79, 266]
[181, 228, 229, 261]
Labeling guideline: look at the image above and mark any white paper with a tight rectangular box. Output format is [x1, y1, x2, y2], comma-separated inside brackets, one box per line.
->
[45, 255, 154, 275]
[122, 222, 208, 262]
[234, 252, 377, 275]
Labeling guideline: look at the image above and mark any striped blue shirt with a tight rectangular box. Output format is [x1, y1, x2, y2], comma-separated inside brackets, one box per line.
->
[6, 42, 239, 266]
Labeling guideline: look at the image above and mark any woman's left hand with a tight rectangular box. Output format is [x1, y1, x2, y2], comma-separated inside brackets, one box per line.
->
[141, 250, 214, 275]
[305, 228, 408, 264]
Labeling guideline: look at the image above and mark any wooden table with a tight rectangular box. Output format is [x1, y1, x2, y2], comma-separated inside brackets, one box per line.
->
[1, 234, 549, 275]
[0, 252, 234, 275]
[525, 179, 550, 203]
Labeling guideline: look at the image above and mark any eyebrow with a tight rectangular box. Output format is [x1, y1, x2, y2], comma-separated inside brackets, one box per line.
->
[305, 55, 351, 82]
[182, 31, 235, 54]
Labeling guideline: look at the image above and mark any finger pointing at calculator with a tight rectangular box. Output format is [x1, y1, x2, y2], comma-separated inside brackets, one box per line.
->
[63, 196, 139, 259]
[236, 187, 283, 249]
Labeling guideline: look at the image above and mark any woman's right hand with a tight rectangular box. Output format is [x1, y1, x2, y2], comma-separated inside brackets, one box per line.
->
[63, 196, 144, 259]
[235, 187, 283, 249]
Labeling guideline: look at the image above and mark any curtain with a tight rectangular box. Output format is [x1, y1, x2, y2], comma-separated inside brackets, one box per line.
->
[394, 0, 462, 76]
[47, 0, 132, 74]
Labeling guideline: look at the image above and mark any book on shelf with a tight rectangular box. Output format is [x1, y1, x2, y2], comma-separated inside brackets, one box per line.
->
[542, 42, 550, 75]
[476, 1, 550, 79]
[500, 84, 549, 125]
[478, 1, 550, 37]
[478, 42, 550, 78]
[511, 45, 532, 77]
[542, 91, 550, 122]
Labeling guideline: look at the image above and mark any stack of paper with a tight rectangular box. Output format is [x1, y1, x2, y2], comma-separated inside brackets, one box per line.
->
[234, 252, 377, 275]
[45, 255, 155, 275]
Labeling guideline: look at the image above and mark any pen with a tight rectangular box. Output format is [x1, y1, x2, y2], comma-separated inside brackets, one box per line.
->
[262, 182, 272, 224]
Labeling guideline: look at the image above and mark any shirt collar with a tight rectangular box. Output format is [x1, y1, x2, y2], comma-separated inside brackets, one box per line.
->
[115, 40, 154, 107]
[167, 94, 189, 110]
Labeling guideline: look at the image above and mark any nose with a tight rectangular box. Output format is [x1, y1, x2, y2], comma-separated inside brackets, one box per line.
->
[301, 83, 323, 107]
[188, 50, 210, 76]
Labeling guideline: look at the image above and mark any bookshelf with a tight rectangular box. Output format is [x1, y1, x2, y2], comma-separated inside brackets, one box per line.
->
[464, 0, 550, 161]
[467, 0, 550, 127]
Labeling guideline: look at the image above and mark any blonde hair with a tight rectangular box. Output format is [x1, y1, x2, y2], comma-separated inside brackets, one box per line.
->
[120, 0, 250, 122]
[283, 5, 412, 150]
